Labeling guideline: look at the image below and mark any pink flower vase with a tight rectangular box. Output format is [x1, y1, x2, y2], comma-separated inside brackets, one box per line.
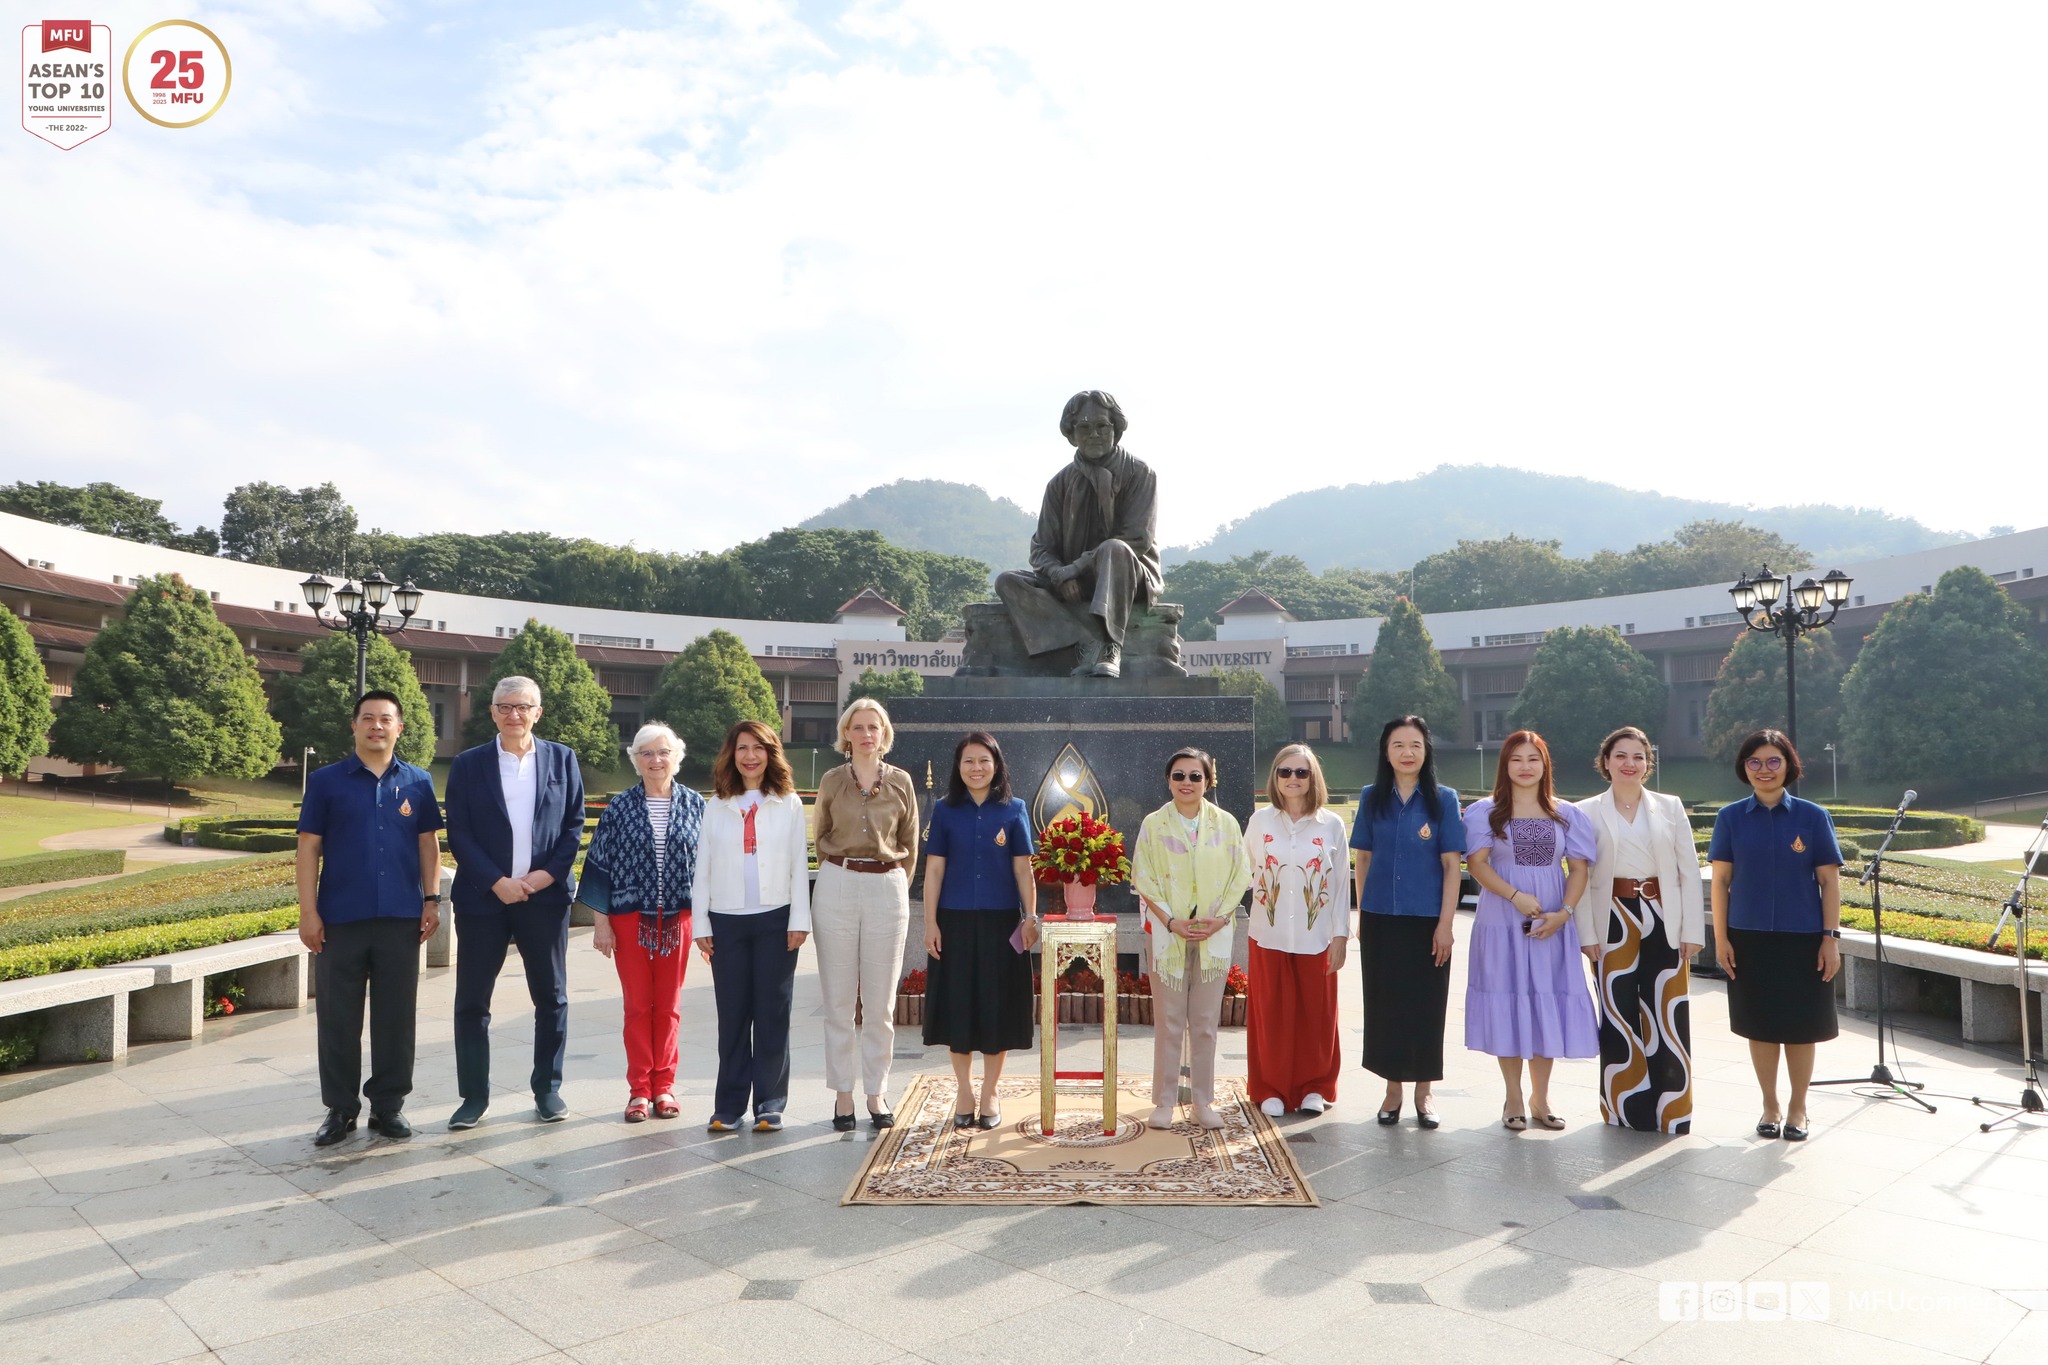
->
[1062, 880, 1097, 919]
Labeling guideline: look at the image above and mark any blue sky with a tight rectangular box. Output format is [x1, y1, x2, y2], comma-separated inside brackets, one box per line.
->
[5, 1, 2045, 554]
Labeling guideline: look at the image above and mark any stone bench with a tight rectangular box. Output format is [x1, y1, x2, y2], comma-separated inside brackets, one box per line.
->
[1837, 930, 2048, 1045]
[127, 933, 309, 1042]
[0, 967, 155, 1063]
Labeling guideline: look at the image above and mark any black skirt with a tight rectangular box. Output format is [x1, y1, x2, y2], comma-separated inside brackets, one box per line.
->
[1359, 911, 1451, 1081]
[923, 908, 1035, 1054]
[1725, 927, 1839, 1044]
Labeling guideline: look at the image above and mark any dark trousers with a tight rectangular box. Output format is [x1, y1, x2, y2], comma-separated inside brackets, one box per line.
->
[708, 907, 797, 1120]
[453, 903, 570, 1101]
[316, 917, 420, 1115]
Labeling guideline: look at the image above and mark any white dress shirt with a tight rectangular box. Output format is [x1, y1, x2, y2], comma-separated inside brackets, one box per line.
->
[497, 736, 539, 879]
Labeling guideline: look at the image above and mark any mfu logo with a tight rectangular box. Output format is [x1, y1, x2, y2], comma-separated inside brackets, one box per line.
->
[19, 18, 114, 150]
[121, 19, 232, 129]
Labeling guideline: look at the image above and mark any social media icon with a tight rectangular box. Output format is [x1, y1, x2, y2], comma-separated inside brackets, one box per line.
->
[1747, 1281, 1787, 1321]
[1790, 1281, 1831, 1321]
[1702, 1281, 1743, 1321]
[1658, 1282, 1700, 1321]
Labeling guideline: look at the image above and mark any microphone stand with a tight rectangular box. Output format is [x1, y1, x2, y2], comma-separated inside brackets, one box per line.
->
[1813, 789, 1934, 1111]
[1973, 813, 2048, 1132]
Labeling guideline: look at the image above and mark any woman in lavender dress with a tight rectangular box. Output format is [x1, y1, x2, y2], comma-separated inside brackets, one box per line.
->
[1463, 730, 1600, 1131]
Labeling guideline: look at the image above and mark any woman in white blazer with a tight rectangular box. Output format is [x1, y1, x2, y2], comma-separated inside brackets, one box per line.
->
[691, 720, 813, 1132]
[1572, 726, 1704, 1134]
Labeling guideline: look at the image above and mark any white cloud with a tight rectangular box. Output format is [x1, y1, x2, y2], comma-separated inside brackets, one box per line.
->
[3, 0, 2045, 555]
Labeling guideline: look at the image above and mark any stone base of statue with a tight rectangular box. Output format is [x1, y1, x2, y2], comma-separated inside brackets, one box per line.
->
[892, 682, 1254, 967]
[956, 601, 1189, 678]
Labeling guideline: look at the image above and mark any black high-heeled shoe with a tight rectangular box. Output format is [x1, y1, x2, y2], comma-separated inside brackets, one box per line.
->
[1415, 1100, 1440, 1130]
[869, 1108, 895, 1130]
[832, 1106, 857, 1132]
[1376, 1100, 1402, 1126]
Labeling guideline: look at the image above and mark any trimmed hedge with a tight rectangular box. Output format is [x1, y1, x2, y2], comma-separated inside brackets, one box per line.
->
[0, 882, 301, 951]
[0, 908, 301, 982]
[0, 849, 126, 890]
[0, 857, 296, 942]
[1685, 804, 1982, 845]
[164, 816, 298, 853]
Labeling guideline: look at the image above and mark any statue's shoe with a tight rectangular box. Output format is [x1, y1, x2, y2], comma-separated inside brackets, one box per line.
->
[1090, 643, 1122, 678]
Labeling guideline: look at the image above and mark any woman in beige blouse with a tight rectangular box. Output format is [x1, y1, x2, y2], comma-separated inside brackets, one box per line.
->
[812, 697, 921, 1130]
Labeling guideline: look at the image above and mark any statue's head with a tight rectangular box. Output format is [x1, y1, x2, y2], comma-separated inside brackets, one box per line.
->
[1059, 390, 1126, 462]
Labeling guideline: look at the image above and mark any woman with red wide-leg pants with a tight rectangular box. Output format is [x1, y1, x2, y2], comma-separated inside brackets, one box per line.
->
[1242, 745, 1350, 1117]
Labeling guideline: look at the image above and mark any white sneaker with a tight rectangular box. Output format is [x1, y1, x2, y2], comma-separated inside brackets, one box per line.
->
[1300, 1093, 1328, 1114]
[1259, 1097, 1286, 1118]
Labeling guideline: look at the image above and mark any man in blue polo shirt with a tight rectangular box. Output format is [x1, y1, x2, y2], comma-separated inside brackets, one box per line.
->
[297, 689, 445, 1145]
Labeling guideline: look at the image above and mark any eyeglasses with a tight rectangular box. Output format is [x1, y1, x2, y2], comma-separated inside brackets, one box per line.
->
[636, 749, 675, 762]
[1745, 756, 1785, 771]
[493, 702, 538, 715]
[1170, 771, 1206, 784]
[1275, 766, 1311, 779]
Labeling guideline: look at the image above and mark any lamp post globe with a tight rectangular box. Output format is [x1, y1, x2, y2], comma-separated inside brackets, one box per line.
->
[1731, 559, 1852, 791]
[309, 569, 424, 701]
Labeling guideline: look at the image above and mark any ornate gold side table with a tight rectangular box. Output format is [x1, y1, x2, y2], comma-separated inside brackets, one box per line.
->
[1037, 913, 1119, 1135]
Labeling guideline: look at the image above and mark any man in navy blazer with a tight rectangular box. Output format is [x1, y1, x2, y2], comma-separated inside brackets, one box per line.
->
[444, 675, 587, 1127]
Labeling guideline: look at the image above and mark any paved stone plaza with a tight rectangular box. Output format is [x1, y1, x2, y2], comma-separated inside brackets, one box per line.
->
[3, 924, 2046, 1364]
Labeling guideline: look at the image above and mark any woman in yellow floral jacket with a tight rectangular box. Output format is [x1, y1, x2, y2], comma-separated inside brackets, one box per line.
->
[1131, 747, 1252, 1130]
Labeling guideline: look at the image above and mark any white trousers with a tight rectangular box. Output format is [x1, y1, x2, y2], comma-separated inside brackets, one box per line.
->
[1151, 969, 1226, 1107]
[811, 862, 911, 1095]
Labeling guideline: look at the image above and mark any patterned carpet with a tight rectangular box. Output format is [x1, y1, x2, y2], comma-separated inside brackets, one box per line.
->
[841, 1074, 1318, 1207]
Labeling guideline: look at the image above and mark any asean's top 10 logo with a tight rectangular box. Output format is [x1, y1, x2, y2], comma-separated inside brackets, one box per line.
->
[121, 19, 230, 128]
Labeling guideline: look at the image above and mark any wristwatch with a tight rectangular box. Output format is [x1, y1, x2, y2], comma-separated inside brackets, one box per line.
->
[1822, 928, 1841, 939]
[423, 893, 442, 904]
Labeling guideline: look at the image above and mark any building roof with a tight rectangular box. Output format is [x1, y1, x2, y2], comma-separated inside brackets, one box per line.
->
[834, 588, 907, 620]
[1216, 587, 1295, 620]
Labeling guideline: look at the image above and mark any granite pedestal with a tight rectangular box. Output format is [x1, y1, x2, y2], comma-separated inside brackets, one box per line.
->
[890, 678, 1254, 967]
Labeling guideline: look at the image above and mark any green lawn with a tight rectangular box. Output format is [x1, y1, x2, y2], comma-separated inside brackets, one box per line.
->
[0, 793, 152, 861]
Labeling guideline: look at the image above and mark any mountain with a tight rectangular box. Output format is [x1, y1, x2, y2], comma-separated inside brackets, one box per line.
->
[1168, 466, 1971, 571]
[799, 479, 1034, 571]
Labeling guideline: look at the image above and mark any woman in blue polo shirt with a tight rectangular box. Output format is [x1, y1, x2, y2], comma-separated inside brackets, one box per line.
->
[1708, 729, 1844, 1143]
[1348, 715, 1466, 1130]
[922, 731, 1040, 1130]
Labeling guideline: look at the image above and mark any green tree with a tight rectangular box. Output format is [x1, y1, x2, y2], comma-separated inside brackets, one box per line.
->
[220, 481, 359, 572]
[49, 575, 280, 783]
[0, 479, 216, 552]
[1411, 535, 1585, 612]
[909, 551, 993, 640]
[461, 619, 619, 767]
[1210, 667, 1289, 751]
[847, 667, 926, 704]
[1349, 597, 1461, 744]
[1585, 520, 1811, 597]
[0, 603, 54, 778]
[1165, 552, 1401, 640]
[1841, 567, 2048, 783]
[1702, 627, 1843, 765]
[1506, 627, 1668, 774]
[645, 629, 781, 761]
[273, 633, 436, 771]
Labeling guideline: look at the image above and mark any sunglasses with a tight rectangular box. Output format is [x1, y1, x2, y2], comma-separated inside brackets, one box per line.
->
[1169, 770, 1207, 784]
[1274, 766, 1311, 780]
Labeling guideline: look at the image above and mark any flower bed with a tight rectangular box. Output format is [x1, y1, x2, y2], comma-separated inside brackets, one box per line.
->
[0, 856, 297, 953]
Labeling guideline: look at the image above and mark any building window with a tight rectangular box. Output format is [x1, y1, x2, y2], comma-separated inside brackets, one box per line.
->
[432, 702, 445, 733]
[1481, 631, 1548, 647]
[1854, 595, 1865, 607]
[1684, 617, 1694, 628]
[1993, 571, 2018, 584]
[209, 590, 221, 602]
[1624, 623, 1635, 634]
[1697, 610, 1746, 627]
[578, 632, 648, 649]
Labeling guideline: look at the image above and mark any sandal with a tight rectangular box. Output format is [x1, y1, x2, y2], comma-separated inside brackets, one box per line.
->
[653, 1094, 681, 1120]
[624, 1097, 651, 1123]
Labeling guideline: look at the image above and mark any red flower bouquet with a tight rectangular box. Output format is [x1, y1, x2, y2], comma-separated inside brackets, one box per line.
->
[1030, 813, 1132, 887]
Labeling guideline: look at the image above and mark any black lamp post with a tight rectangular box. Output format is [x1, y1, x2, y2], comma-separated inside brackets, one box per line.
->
[1727, 565, 1852, 786]
[301, 570, 423, 699]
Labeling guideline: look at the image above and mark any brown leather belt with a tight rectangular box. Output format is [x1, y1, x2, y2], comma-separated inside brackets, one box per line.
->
[1613, 876, 1662, 902]
[824, 855, 896, 875]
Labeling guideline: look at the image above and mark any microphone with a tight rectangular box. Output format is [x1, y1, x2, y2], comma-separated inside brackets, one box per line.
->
[1861, 789, 1918, 885]
[1900, 790, 1918, 810]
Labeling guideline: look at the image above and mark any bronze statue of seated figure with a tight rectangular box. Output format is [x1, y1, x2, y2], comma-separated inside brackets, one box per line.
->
[970, 391, 1184, 680]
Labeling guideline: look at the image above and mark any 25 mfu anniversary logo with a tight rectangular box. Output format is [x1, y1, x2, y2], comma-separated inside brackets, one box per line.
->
[20, 16, 232, 149]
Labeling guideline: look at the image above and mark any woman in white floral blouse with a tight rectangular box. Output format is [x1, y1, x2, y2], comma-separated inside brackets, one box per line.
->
[1242, 745, 1351, 1117]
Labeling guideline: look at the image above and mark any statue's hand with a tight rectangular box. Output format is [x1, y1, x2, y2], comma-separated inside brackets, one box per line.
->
[1055, 576, 1085, 603]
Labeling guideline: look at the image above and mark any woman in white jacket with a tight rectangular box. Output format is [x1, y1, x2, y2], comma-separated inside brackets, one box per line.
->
[1573, 726, 1705, 1134]
[691, 720, 812, 1132]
